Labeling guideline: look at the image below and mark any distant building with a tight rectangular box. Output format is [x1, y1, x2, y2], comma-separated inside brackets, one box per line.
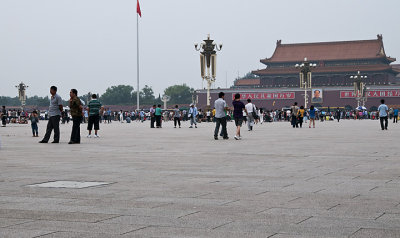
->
[197, 35, 400, 110]
[235, 34, 398, 88]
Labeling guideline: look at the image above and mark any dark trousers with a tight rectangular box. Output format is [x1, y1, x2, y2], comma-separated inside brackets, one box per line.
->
[150, 116, 155, 128]
[291, 115, 298, 128]
[31, 124, 38, 136]
[87, 115, 100, 131]
[297, 116, 303, 128]
[214, 117, 228, 138]
[174, 117, 181, 127]
[70, 116, 82, 143]
[1, 116, 6, 126]
[43, 115, 60, 142]
[380, 116, 388, 130]
[155, 115, 161, 128]
[394, 115, 398, 123]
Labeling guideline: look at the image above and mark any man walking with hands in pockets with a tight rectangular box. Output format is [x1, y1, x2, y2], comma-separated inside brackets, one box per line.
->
[214, 92, 229, 140]
[39, 86, 63, 143]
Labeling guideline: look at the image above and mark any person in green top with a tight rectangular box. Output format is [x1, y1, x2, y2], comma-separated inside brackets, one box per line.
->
[155, 104, 162, 128]
[87, 94, 103, 138]
[69, 89, 83, 144]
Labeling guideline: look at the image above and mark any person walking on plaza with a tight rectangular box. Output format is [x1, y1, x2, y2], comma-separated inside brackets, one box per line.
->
[291, 102, 299, 128]
[214, 92, 229, 140]
[245, 99, 256, 131]
[393, 108, 398, 123]
[140, 110, 145, 122]
[155, 104, 162, 128]
[297, 106, 305, 128]
[1, 106, 7, 127]
[335, 107, 341, 122]
[150, 105, 156, 128]
[173, 105, 181, 128]
[232, 93, 247, 140]
[188, 104, 198, 128]
[29, 111, 39, 137]
[69, 89, 83, 144]
[107, 108, 112, 123]
[39, 86, 63, 143]
[206, 110, 211, 122]
[378, 99, 389, 130]
[87, 94, 103, 138]
[309, 105, 316, 128]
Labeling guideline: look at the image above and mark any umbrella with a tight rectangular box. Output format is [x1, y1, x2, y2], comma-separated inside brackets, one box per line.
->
[356, 106, 366, 110]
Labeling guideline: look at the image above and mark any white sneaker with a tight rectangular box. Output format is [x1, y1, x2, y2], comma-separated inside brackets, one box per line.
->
[87, 135, 91, 138]
[234, 135, 239, 140]
[94, 135, 99, 138]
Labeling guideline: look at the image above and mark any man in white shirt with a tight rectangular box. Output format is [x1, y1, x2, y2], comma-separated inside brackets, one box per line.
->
[245, 99, 256, 131]
[214, 92, 229, 140]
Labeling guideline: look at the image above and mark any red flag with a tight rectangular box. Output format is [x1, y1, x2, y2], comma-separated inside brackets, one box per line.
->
[137, 0, 142, 17]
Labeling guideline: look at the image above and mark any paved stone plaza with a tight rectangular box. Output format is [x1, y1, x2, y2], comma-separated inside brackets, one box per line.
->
[0, 119, 399, 238]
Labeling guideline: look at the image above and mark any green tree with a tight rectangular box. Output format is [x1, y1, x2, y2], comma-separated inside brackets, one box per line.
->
[164, 84, 194, 104]
[26, 96, 50, 107]
[100, 85, 135, 105]
[141, 85, 156, 104]
[0, 96, 20, 106]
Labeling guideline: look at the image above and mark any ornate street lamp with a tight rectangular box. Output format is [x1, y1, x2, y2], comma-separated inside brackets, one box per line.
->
[350, 71, 368, 108]
[15, 82, 28, 109]
[194, 34, 222, 107]
[162, 95, 171, 110]
[295, 58, 317, 108]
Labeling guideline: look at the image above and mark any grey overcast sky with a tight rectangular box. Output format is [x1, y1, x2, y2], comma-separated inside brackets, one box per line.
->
[1, 0, 399, 100]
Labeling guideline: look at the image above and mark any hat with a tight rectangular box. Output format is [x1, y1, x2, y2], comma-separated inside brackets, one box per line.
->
[190, 104, 194, 106]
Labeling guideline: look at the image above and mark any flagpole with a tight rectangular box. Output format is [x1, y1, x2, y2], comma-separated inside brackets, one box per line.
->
[136, 11, 140, 111]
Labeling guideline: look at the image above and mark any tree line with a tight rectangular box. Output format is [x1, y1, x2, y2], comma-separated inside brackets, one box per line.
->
[0, 84, 194, 107]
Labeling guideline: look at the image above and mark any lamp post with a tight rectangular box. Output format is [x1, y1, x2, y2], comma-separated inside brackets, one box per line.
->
[162, 95, 170, 110]
[195, 34, 222, 108]
[86, 92, 92, 106]
[350, 71, 368, 108]
[15, 82, 28, 110]
[295, 58, 316, 109]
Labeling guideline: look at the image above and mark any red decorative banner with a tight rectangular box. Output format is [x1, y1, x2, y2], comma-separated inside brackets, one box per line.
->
[233, 92, 295, 100]
[340, 90, 400, 98]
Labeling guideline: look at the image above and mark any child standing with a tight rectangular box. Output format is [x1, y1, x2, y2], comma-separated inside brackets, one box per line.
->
[30, 111, 39, 137]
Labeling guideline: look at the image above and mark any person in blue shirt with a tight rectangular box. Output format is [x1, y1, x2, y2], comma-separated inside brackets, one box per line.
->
[377, 99, 389, 130]
[188, 104, 198, 128]
[308, 105, 316, 128]
[393, 108, 399, 123]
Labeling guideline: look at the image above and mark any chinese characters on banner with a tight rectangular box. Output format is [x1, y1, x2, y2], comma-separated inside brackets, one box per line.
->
[233, 92, 295, 100]
[340, 90, 400, 98]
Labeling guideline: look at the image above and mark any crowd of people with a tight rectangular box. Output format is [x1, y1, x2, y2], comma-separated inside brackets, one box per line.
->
[1, 87, 398, 143]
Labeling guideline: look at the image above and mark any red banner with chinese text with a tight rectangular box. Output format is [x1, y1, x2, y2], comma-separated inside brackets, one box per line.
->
[233, 92, 295, 100]
[340, 90, 400, 98]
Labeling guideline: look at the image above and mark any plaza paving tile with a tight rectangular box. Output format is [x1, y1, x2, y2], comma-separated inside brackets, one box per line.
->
[0, 119, 399, 237]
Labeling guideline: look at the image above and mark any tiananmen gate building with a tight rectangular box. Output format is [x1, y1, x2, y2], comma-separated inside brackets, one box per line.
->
[196, 35, 400, 110]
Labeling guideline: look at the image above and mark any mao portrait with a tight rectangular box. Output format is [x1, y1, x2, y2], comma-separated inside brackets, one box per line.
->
[312, 89, 323, 103]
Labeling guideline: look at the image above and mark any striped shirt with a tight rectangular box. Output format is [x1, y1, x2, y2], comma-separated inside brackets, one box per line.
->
[88, 99, 102, 116]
